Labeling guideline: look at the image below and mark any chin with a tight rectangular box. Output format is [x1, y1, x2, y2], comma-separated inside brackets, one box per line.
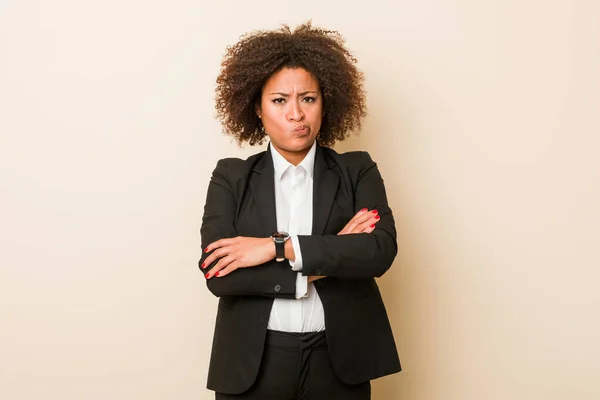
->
[287, 138, 315, 152]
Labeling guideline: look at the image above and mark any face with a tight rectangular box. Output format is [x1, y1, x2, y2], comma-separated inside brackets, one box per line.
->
[257, 67, 323, 162]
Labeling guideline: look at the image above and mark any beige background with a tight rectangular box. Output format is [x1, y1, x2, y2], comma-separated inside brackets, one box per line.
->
[1, 1, 599, 399]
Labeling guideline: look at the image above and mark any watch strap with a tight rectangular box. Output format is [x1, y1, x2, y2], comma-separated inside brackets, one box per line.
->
[271, 231, 289, 262]
[275, 240, 285, 261]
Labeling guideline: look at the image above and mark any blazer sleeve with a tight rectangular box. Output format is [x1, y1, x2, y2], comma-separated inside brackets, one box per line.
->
[199, 159, 297, 298]
[298, 152, 398, 279]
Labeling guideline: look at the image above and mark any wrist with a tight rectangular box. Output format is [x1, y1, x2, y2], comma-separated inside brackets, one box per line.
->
[308, 275, 326, 283]
[267, 237, 276, 259]
[284, 239, 295, 262]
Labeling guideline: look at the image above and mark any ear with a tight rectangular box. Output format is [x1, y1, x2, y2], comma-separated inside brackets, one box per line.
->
[255, 102, 261, 119]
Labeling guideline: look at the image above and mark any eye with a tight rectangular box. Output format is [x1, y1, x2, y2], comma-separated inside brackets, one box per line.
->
[272, 98, 286, 104]
[302, 96, 316, 103]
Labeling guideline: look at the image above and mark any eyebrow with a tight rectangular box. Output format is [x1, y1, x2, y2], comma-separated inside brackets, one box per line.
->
[268, 91, 318, 96]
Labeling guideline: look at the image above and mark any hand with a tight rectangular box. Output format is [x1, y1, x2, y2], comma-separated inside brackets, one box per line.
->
[202, 237, 275, 278]
[309, 208, 380, 283]
[337, 208, 380, 235]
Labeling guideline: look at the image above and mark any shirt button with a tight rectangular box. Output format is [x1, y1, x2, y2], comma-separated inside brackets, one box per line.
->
[274, 284, 282, 292]
[315, 268, 322, 275]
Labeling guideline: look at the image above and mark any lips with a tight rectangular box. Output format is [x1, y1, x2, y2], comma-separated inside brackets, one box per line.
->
[293, 126, 309, 134]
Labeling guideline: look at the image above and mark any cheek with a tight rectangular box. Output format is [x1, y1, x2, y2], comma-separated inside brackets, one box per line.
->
[262, 117, 284, 133]
[261, 106, 284, 126]
[308, 109, 323, 127]
[308, 101, 323, 119]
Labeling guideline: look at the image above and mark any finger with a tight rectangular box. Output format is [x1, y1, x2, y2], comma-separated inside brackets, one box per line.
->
[204, 240, 222, 254]
[354, 219, 378, 234]
[338, 208, 368, 234]
[362, 225, 376, 234]
[202, 247, 231, 269]
[353, 209, 378, 226]
[339, 221, 359, 235]
[338, 223, 352, 235]
[204, 237, 236, 254]
[205, 255, 235, 278]
[350, 223, 373, 234]
[338, 224, 351, 235]
[362, 214, 381, 229]
[346, 209, 375, 228]
[345, 214, 380, 234]
[339, 209, 379, 235]
[350, 208, 370, 223]
[215, 260, 241, 278]
[355, 215, 381, 233]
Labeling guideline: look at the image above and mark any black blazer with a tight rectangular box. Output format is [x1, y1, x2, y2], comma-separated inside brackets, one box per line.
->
[199, 144, 401, 395]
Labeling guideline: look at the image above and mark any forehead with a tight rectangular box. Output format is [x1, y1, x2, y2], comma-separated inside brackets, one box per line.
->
[263, 67, 320, 92]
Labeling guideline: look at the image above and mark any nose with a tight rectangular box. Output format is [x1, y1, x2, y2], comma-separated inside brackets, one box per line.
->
[287, 100, 304, 122]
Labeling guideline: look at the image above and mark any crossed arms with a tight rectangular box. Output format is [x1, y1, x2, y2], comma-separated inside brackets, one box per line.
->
[198, 153, 397, 298]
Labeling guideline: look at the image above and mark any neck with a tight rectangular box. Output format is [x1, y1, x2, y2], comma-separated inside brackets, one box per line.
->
[272, 142, 314, 166]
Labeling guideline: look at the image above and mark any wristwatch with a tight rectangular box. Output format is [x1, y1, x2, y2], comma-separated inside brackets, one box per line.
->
[271, 231, 290, 262]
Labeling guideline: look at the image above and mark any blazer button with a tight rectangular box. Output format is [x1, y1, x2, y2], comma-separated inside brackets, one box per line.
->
[315, 268, 322, 275]
[274, 284, 282, 292]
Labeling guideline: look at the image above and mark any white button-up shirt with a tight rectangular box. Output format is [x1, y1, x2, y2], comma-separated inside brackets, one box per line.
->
[267, 141, 325, 333]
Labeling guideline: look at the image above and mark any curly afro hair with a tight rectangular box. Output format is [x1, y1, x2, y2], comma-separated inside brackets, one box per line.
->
[215, 22, 367, 147]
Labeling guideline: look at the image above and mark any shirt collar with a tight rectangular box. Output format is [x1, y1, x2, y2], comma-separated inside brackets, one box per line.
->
[270, 140, 317, 180]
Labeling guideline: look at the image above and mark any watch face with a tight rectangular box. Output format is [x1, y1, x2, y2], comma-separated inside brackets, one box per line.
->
[272, 231, 289, 240]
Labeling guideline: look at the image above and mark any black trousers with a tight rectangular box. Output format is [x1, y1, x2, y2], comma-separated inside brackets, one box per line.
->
[215, 330, 370, 400]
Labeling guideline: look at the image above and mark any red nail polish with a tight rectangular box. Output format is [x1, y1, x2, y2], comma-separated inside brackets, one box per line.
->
[372, 210, 378, 214]
[360, 208, 367, 212]
[375, 215, 380, 220]
[370, 224, 375, 228]
[201, 262, 206, 269]
[215, 272, 220, 277]
[205, 273, 210, 279]
[204, 247, 209, 253]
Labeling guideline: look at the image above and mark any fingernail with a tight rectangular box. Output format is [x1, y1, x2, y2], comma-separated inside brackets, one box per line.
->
[204, 247, 209, 253]
[201, 262, 206, 269]
[370, 224, 375, 228]
[375, 215, 380, 220]
[215, 272, 220, 277]
[372, 210, 378, 214]
[360, 208, 367, 212]
[205, 273, 210, 279]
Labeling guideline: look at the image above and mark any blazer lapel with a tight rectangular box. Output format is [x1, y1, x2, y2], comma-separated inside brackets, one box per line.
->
[249, 144, 340, 237]
[312, 145, 340, 235]
[250, 148, 278, 237]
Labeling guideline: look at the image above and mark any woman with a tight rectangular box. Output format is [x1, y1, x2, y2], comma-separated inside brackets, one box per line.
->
[199, 22, 401, 400]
